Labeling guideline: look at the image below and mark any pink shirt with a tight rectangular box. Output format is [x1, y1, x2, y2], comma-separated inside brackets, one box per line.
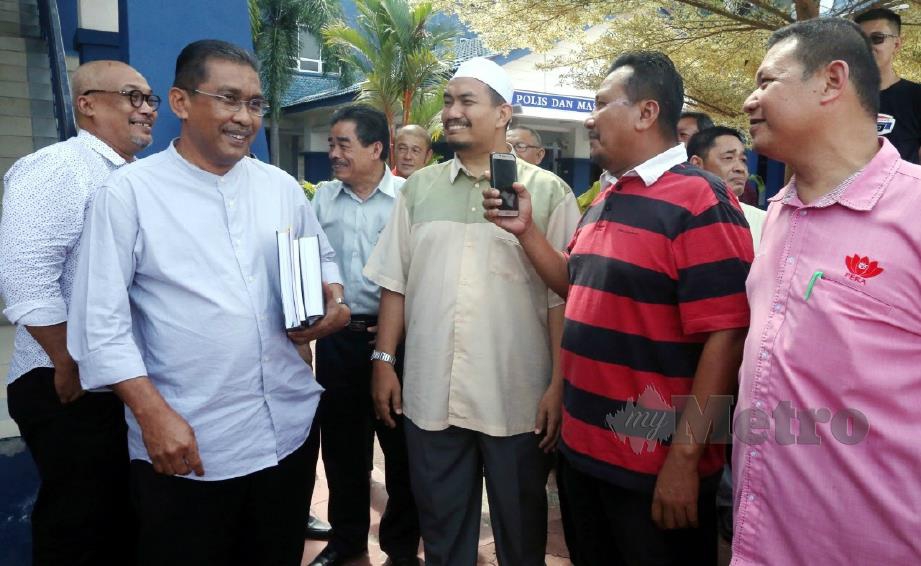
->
[732, 139, 921, 565]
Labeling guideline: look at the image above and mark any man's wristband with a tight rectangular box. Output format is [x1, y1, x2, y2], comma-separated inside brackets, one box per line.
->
[370, 350, 396, 365]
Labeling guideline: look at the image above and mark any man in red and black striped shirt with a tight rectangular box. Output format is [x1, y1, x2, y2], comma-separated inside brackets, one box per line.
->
[484, 51, 753, 565]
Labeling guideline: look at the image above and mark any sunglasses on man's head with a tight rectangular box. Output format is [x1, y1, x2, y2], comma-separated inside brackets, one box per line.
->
[868, 32, 898, 45]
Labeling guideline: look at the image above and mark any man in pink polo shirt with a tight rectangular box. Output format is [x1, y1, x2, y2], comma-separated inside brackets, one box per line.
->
[733, 18, 921, 565]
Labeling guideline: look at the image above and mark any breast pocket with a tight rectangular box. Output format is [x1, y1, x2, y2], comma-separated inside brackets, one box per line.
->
[489, 232, 535, 284]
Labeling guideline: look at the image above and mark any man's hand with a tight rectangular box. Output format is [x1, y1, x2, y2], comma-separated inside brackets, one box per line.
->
[287, 283, 350, 345]
[295, 342, 313, 369]
[53, 362, 84, 404]
[367, 325, 378, 346]
[482, 181, 533, 236]
[372, 361, 402, 428]
[136, 405, 204, 477]
[534, 380, 563, 452]
[651, 448, 700, 530]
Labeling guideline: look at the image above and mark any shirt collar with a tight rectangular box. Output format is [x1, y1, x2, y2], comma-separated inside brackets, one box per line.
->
[449, 156, 489, 183]
[621, 144, 688, 187]
[168, 138, 247, 184]
[770, 138, 899, 211]
[77, 129, 129, 167]
[333, 165, 400, 200]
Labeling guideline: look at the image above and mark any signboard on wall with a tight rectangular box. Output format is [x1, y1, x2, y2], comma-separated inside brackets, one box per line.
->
[512, 90, 595, 113]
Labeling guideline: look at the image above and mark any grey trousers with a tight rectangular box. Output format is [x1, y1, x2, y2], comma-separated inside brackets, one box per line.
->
[404, 419, 552, 566]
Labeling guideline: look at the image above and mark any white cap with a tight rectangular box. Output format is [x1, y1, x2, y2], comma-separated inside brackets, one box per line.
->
[452, 57, 513, 104]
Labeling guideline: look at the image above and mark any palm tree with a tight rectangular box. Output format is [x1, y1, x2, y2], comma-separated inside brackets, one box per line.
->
[249, 0, 341, 166]
[323, 0, 455, 164]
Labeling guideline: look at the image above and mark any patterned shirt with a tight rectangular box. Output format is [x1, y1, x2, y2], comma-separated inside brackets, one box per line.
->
[0, 130, 126, 384]
[67, 141, 341, 481]
[560, 144, 753, 490]
[364, 157, 581, 436]
[732, 139, 921, 564]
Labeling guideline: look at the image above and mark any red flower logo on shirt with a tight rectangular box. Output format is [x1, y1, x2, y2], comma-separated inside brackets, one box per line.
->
[845, 254, 883, 283]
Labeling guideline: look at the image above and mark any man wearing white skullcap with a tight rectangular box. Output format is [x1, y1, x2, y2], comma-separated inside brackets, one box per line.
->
[365, 57, 581, 565]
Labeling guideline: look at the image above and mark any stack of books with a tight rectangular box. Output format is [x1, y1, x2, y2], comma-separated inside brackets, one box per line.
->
[277, 229, 325, 330]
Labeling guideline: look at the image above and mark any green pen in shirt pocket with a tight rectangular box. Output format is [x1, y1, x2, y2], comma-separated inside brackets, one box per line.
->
[804, 270, 824, 301]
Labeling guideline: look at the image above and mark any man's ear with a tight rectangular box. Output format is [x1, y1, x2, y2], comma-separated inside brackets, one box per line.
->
[689, 155, 704, 168]
[536, 147, 546, 162]
[169, 86, 191, 120]
[74, 94, 95, 119]
[635, 99, 661, 133]
[820, 60, 849, 106]
[370, 140, 384, 161]
[497, 103, 513, 130]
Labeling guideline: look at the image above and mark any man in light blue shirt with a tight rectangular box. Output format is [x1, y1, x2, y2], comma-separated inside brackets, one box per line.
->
[67, 40, 350, 566]
[304, 105, 419, 566]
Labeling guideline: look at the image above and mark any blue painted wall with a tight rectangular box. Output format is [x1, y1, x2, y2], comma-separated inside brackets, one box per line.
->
[56, 0, 78, 56]
[117, 0, 269, 159]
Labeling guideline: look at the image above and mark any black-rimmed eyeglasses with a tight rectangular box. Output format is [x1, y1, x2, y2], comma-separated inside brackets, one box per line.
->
[868, 32, 898, 45]
[82, 89, 161, 110]
[192, 89, 271, 117]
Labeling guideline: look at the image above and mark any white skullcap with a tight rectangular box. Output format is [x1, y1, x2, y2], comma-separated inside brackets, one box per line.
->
[452, 57, 513, 104]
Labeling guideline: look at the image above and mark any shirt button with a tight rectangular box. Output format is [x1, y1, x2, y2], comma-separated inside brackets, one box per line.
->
[800, 210, 808, 216]
[759, 348, 768, 360]
[474, 183, 480, 189]
[772, 303, 781, 312]
[748, 494, 756, 502]
[471, 207, 476, 212]
[263, 356, 270, 362]
[755, 400, 763, 409]
[786, 256, 795, 264]
[750, 450, 759, 457]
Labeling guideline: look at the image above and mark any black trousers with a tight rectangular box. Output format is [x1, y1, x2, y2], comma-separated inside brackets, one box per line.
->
[559, 453, 718, 566]
[131, 437, 313, 566]
[7, 367, 135, 566]
[307, 325, 420, 558]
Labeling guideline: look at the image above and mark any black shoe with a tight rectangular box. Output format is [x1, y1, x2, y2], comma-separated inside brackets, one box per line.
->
[304, 514, 332, 541]
[386, 556, 420, 566]
[308, 546, 367, 566]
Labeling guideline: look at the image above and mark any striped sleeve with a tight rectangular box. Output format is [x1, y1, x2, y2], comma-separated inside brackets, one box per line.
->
[672, 190, 754, 335]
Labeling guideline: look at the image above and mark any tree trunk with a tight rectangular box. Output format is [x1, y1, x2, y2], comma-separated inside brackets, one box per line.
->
[793, 0, 819, 20]
[270, 108, 281, 167]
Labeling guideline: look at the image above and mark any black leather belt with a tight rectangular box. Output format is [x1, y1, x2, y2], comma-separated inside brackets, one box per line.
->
[345, 316, 377, 333]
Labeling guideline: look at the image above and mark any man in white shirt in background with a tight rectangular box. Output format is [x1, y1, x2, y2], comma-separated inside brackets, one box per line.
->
[67, 39, 349, 566]
[0, 60, 157, 566]
[687, 126, 766, 250]
[305, 104, 419, 566]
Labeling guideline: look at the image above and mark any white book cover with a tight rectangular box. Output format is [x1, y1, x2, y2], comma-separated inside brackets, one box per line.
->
[276, 229, 299, 329]
[298, 236, 324, 324]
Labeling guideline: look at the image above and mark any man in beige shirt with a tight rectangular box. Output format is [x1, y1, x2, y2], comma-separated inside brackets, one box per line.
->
[364, 58, 580, 565]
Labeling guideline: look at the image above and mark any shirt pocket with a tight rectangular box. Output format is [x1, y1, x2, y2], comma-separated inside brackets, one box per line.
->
[489, 232, 535, 284]
[810, 274, 893, 319]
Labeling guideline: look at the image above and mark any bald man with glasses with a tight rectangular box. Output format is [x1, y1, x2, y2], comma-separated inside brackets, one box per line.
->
[0, 59, 158, 565]
[856, 7, 921, 164]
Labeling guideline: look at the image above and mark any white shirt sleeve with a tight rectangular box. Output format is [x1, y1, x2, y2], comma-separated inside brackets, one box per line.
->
[67, 182, 148, 389]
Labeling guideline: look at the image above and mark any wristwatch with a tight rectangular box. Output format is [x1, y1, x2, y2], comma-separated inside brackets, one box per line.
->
[370, 350, 397, 365]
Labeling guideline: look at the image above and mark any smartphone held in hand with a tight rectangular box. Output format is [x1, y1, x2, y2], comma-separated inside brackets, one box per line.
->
[490, 152, 518, 217]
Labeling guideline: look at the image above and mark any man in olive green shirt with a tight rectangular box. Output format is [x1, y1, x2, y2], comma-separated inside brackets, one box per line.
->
[365, 58, 580, 565]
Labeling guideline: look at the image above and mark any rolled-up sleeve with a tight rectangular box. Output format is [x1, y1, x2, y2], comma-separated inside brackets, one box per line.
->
[0, 156, 85, 326]
[67, 183, 148, 389]
[363, 191, 411, 294]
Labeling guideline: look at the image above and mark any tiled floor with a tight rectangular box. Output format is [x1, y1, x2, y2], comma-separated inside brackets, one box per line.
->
[301, 443, 572, 565]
